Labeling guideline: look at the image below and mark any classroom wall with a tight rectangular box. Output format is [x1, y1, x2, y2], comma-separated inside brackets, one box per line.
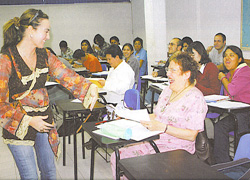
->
[0, 2, 143, 55]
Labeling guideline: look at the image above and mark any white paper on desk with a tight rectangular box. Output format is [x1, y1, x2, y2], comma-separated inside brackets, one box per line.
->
[204, 95, 230, 102]
[92, 71, 109, 75]
[45, 81, 59, 86]
[95, 119, 162, 141]
[71, 99, 82, 103]
[73, 67, 87, 72]
[115, 109, 150, 122]
[151, 83, 169, 90]
[207, 101, 250, 109]
[141, 75, 168, 82]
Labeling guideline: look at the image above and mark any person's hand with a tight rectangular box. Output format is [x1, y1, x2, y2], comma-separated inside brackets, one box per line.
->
[218, 72, 226, 81]
[206, 46, 213, 53]
[29, 115, 54, 133]
[152, 71, 158, 77]
[98, 79, 106, 87]
[89, 84, 98, 111]
[141, 120, 166, 132]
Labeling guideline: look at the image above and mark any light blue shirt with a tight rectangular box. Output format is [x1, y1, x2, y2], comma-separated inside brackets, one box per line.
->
[134, 48, 148, 76]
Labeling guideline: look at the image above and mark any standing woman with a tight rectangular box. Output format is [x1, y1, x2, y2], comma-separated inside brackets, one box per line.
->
[81, 39, 97, 57]
[133, 37, 148, 76]
[187, 41, 221, 95]
[0, 9, 98, 179]
[122, 43, 140, 86]
[214, 45, 250, 163]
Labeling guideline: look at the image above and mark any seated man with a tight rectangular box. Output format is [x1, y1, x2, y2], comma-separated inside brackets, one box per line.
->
[99, 44, 135, 105]
[72, 49, 102, 73]
[59, 40, 74, 63]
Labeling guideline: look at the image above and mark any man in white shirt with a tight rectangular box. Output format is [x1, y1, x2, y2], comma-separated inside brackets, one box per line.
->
[99, 44, 135, 104]
[207, 33, 227, 71]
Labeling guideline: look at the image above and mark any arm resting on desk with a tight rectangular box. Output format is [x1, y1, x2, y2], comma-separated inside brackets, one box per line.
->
[141, 115, 199, 142]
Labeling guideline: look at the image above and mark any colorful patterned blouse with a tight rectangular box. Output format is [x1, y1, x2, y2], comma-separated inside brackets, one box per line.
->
[0, 46, 92, 157]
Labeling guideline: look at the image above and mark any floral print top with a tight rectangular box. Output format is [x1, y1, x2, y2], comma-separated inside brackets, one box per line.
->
[0, 46, 92, 157]
[153, 86, 208, 154]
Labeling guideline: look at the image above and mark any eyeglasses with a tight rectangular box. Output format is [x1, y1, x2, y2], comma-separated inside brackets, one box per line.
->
[168, 43, 177, 46]
[165, 67, 179, 73]
[29, 10, 41, 25]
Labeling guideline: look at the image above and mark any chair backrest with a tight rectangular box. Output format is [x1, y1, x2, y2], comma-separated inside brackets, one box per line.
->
[137, 76, 141, 92]
[124, 89, 140, 110]
[101, 64, 107, 71]
[234, 134, 250, 161]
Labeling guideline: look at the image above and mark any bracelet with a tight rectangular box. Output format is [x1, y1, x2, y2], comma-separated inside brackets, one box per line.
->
[164, 124, 168, 133]
[221, 76, 226, 82]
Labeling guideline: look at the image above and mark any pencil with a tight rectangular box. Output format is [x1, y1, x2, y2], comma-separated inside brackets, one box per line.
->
[76, 113, 91, 133]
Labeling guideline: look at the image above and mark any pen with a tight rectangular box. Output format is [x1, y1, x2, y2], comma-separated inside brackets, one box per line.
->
[76, 113, 92, 133]
[95, 120, 108, 125]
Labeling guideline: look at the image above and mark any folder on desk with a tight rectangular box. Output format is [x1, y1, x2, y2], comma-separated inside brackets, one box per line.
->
[86, 78, 105, 88]
[93, 119, 162, 141]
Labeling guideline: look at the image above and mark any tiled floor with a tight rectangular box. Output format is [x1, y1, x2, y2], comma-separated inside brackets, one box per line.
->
[0, 127, 114, 180]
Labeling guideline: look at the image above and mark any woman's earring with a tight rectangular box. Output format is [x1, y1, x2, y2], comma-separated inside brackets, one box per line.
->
[30, 34, 33, 38]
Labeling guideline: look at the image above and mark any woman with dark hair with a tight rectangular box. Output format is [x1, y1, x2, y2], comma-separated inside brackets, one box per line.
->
[181, 36, 193, 52]
[0, 9, 98, 179]
[81, 39, 97, 56]
[122, 43, 139, 85]
[93, 34, 110, 60]
[214, 45, 250, 163]
[110, 52, 207, 179]
[187, 41, 221, 95]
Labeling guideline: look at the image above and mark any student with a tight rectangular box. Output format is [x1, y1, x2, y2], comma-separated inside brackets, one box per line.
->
[153, 37, 182, 77]
[98, 44, 134, 104]
[93, 34, 110, 60]
[110, 53, 207, 179]
[214, 45, 250, 163]
[59, 40, 74, 61]
[110, 36, 122, 49]
[72, 49, 102, 73]
[81, 39, 97, 57]
[182, 36, 193, 52]
[133, 37, 148, 76]
[0, 9, 98, 179]
[122, 43, 140, 86]
[207, 33, 227, 71]
[187, 41, 221, 95]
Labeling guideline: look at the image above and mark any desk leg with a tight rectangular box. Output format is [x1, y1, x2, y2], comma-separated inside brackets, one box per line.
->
[151, 89, 155, 113]
[149, 140, 160, 153]
[115, 148, 120, 180]
[63, 111, 66, 166]
[73, 115, 78, 180]
[90, 139, 96, 180]
[81, 113, 85, 159]
[229, 112, 239, 153]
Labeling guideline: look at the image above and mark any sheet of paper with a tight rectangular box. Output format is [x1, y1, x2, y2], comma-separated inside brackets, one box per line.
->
[71, 99, 82, 103]
[92, 71, 109, 76]
[115, 109, 150, 122]
[204, 95, 230, 103]
[207, 100, 250, 109]
[140, 75, 168, 82]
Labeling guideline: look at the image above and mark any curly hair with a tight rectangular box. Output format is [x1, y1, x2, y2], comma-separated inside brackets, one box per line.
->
[171, 52, 198, 84]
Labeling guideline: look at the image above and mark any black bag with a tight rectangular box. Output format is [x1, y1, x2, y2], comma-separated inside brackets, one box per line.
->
[195, 131, 213, 165]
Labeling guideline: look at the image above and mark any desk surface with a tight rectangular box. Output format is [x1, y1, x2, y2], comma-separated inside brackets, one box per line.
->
[55, 99, 105, 113]
[82, 121, 159, 148]
[119, 150, 229, 180]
